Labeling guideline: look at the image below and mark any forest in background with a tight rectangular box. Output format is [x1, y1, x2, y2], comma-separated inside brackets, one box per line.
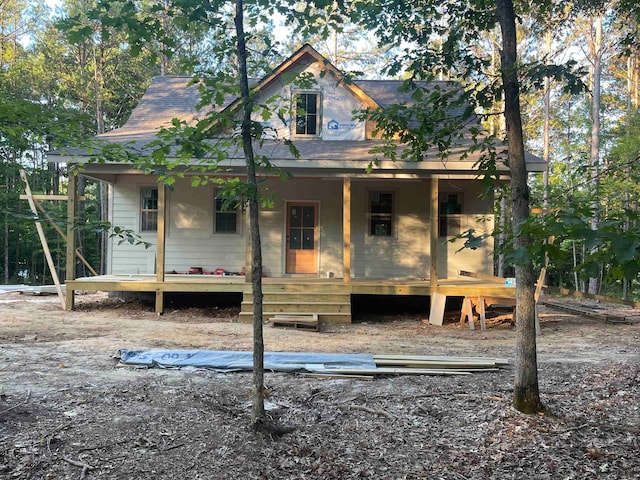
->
[2, 0, 640, 299]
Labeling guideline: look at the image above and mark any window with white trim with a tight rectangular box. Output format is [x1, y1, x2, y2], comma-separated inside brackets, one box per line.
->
[369, 192, 394, 236]
[140, 187, 158, 232]
[294, 92, 320, 136]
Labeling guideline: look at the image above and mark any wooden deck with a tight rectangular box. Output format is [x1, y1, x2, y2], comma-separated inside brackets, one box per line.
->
[66, 274, 516, 326]
[66, 274, 516, 296]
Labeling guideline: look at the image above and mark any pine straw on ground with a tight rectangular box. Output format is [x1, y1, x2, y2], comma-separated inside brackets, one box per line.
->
[1, 353, 638, 479]
[0, 293, 639, 479]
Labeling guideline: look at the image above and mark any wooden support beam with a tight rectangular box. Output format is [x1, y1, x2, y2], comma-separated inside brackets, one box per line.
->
[155, 184, 166, 314]
[430, 178, 438, 285]
[30, 198, 98, 276]
[65, 172, 78, 310]
[20, 194, 86, 201]
[19, 169, 66, 309]
[343, 177, 351, 284]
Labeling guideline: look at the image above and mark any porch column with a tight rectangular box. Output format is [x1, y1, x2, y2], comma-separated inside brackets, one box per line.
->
[343, 177, 351, 284]
[155, 183, 166, 314]
[429, 177, 447, 326]
[430, 177, 439, 285]
[65, 171, 78, 310]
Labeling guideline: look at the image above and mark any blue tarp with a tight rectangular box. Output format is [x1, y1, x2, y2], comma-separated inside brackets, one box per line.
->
[119, 350, 377, 373]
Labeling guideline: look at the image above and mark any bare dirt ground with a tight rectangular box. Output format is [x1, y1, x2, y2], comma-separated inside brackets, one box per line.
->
[0, 292, 639, 479]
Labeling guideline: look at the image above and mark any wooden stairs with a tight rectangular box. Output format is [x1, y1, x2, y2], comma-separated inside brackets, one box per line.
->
[239, 282, 352, 326]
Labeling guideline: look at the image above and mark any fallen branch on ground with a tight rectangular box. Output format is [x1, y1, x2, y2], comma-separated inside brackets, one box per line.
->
[346, 404, 395, 420]
[62, 456, 94, 479]
[0, 389, 30, 416]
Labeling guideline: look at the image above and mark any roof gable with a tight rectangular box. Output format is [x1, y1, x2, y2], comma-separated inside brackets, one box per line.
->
[223, 43, 382, 114]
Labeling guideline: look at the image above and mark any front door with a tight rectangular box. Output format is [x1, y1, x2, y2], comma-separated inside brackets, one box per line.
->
[286, 203, 318, 274]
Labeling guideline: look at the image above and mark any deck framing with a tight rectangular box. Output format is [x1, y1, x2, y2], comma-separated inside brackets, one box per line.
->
[65, 274, 516, 323]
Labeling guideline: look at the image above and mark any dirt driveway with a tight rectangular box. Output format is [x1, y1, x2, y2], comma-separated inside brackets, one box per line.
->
[1, 292, 639, 479]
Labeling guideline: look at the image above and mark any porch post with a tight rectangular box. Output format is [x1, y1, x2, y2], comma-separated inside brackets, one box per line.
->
[155, 183, 166, 314]
[65, 170, 78, 310]
[430, 177, 439, 285]
[343, 177, 351, 284]
[429, 177, 447, 325]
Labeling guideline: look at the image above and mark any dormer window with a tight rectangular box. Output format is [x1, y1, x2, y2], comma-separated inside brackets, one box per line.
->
[295, 92, 320, 136]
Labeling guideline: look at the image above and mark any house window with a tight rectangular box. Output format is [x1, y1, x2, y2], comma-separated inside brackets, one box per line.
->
[295, 92, 319, 135]
[369, 192, 394, 236]
[214, 196, 239, 234]
[439, 193, 462, 237]
[140, 187, 158, 232]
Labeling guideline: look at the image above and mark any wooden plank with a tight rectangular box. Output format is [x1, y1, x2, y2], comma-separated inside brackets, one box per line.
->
[428, 291, 447, 326]
[312, 367, 472, 376]
[432, 285, 516, 297]
[546, 287, 640, 308]
[20, 194, 86, 201]
[343, 177, 351, 284]
[458, 270, 506, 283]
[374, 358, 498, 368]
[541, 300, 632, 324]
[20, 170, 66, 309]
[31, 198, 98, 276]
[373, 354, 510, 365]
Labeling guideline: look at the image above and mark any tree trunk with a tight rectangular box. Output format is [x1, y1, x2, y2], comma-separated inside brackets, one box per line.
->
[234, 0, 266, 428]
[588, 15, 603, 295]
[496, 0, 544, 414]
[543, 29, 551, 210]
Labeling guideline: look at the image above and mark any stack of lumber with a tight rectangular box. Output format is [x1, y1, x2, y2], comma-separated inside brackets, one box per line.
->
[308, 354, 510, 378]
[542, 300, 632, 324]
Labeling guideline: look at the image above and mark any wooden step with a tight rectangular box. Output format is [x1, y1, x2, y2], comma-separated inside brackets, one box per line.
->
[238, 311, 352, 324]
[243, 292, 350, 303]
[260, 283, 349, 294]
[241, 301, 350, 314]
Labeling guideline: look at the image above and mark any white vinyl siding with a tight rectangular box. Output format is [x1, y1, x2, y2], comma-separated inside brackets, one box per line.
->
[108, 176, 246, 275]
[107, 176, 493, 280]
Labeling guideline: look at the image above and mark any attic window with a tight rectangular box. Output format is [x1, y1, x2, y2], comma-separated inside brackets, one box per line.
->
[295, 92, 320, 135]
[140, 187, 158, 232]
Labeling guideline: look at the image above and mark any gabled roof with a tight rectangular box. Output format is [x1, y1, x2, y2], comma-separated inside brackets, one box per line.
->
[223, 43, 382, 114]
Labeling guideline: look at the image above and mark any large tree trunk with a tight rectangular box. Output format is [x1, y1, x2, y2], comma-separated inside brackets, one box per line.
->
[234, 0, 266, 428]
[588, 15, 603, 295]
[496, 0, 544, 414]
[543, 29, 551, 209]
